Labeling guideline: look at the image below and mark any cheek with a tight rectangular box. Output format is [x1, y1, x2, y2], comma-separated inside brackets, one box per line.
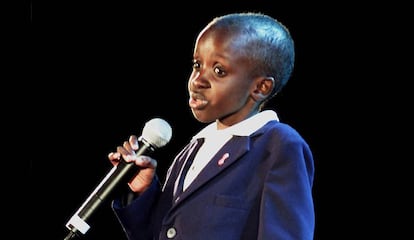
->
[228, 80, 251, 99]
[214, 86, 247, 109]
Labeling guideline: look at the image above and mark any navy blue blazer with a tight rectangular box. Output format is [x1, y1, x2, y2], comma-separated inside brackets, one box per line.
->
[112, 120, 315, 240]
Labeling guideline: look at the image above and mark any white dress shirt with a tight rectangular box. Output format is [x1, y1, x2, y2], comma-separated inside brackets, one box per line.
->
[182, 110, 279, 190]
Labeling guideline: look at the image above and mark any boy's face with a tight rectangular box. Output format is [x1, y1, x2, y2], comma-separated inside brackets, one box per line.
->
[188, 28, 261, 128]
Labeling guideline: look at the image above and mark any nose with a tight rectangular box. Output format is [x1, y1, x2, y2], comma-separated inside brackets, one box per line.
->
[189, 72, 209, 90]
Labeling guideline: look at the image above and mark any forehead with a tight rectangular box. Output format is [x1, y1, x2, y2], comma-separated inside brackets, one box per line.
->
[195, 26, 247, 54]
[194, 28, 255, 74]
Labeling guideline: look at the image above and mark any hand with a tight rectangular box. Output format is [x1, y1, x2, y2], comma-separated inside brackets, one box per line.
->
[108, 135, 157, 194]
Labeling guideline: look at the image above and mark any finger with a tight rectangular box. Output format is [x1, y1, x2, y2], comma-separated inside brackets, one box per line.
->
[135, 156, 157, 169]
[108, 152, 121, 166]
[117, 145, 137, 163]
[129, 135, 139, 151]
[108, 152, 121, 160]
[117, 145, 132, 156]
[122, 141, 135, 153]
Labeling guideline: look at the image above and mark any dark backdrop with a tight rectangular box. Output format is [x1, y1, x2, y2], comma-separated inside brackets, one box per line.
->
[24, 1, 400, 239]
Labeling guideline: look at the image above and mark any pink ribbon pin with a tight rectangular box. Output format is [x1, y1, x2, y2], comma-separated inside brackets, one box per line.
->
[218, 153, 230, 166]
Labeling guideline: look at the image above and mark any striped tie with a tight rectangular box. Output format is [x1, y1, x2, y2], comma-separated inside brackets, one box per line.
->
[174, 138, 205, 197]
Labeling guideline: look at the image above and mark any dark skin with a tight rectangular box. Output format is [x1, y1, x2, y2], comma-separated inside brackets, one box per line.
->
[108, 25, 275, 194]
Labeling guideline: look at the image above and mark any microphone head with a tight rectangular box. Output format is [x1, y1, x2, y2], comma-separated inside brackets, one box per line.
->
[141, 118, 172, 148]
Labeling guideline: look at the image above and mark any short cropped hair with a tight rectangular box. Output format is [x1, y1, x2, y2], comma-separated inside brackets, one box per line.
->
[208, 12, 295, 98]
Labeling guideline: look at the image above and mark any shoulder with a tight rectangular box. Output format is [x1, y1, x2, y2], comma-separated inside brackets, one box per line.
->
[254, 120, 309, 148]
[262, 120, 302, 138]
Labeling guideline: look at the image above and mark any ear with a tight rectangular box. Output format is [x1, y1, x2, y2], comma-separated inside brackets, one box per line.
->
[251, 77, 275, 101]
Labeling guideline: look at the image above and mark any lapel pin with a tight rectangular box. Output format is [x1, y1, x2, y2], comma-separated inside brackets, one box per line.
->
[218, 153, 230, 166]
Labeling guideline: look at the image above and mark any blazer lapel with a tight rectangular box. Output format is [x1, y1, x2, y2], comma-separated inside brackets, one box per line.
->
[172, 135, 250, 205]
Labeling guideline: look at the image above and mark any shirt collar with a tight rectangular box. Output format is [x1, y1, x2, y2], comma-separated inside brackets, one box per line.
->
[193, 110, 279, 139]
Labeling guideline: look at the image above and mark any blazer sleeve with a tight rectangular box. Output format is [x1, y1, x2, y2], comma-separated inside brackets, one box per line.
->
[260, 132, 315, 240]
[111, 177, 162, 240]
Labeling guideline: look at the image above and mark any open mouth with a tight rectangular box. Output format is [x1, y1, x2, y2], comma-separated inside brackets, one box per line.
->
[189, 92, 208, 110]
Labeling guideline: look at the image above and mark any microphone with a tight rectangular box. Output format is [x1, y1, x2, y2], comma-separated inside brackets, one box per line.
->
[64, 118, 172, 239]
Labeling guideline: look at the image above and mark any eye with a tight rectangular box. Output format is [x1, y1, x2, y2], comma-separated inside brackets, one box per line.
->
[192, 60, 200, 70]
[214, 66, 226, 77]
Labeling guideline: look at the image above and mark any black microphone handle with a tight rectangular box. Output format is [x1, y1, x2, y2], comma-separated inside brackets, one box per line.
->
[79, 144, 150, 220]
[66, 140, 153, 235]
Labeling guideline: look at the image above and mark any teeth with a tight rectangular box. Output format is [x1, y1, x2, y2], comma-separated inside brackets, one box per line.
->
[189, 93, 208, 109]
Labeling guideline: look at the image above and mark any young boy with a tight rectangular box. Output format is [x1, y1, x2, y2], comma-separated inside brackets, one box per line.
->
[109, 12, 315, 240]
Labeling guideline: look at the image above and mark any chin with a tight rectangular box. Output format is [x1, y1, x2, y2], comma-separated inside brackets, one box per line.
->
[192, 111, 214, 124]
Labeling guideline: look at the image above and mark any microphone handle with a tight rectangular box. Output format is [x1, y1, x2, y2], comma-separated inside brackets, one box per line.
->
[66, 141, 153, 235]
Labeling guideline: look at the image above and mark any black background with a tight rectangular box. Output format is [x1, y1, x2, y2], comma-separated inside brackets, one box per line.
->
[22, 1, 408, 239]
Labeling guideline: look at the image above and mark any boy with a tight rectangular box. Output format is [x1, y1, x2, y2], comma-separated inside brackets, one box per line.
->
[109, 12, 315, 240]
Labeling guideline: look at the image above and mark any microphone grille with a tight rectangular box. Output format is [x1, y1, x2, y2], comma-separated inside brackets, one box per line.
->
[141, 118, 172, 148]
